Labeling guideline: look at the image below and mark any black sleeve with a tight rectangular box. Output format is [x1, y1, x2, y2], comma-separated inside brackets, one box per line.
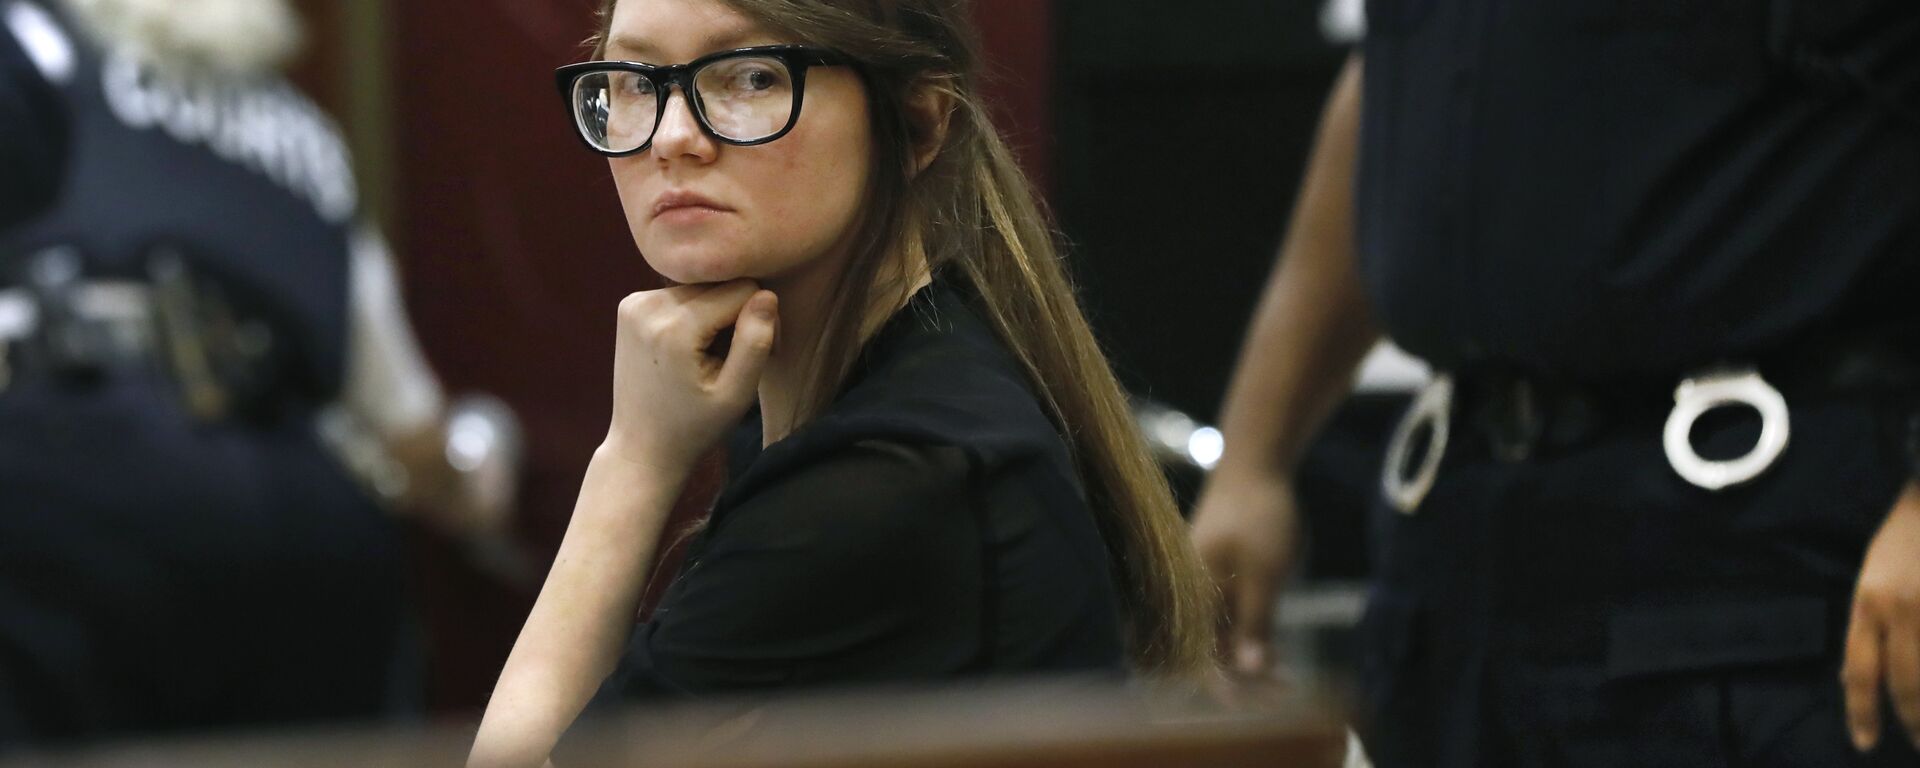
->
[1, 21, 67, 231]
[623, 441, 987, 695]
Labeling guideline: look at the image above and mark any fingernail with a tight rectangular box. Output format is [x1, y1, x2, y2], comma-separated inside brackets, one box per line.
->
[1852, 727, 1875, 753]
[754, 293, 778, 317]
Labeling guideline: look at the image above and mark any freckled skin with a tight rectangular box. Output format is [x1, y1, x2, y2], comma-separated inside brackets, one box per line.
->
[605, 0, 873, 287]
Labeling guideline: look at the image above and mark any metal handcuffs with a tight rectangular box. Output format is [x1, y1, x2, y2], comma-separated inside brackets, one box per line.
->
[1382, 375, 1454, 515]
[1661, 368, 1791, 492]
[1382, 368, 1790, 513]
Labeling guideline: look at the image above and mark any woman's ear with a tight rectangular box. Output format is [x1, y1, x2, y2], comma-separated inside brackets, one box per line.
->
[904, 81, 956, 177]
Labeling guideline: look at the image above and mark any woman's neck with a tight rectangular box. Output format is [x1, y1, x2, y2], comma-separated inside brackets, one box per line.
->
[756, 256, 932, 446]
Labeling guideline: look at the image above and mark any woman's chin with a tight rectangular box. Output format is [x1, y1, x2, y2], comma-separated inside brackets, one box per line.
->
[641, 253, 752, 286]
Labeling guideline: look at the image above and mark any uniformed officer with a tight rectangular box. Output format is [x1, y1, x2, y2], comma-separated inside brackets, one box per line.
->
[1192, 1, 1920, 765]
[0, 0, 522, 750]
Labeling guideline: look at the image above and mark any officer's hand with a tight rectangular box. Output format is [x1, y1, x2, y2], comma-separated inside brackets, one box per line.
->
[602, 280, 777, 479]
[1843, 482, 1920, 753]
[1191, 470, 1300, 677]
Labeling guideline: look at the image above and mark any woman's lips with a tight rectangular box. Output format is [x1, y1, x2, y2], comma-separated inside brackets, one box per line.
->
[652, 190, 734, 223]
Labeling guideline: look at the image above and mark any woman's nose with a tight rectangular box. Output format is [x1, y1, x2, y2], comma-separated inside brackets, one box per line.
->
[649, 85, 715, 162]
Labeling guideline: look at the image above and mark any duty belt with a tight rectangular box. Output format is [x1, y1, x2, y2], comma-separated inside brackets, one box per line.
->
[1382, 347, 1920, 514]
[0, 247, 281, 422]
[0, 264, 153, 386]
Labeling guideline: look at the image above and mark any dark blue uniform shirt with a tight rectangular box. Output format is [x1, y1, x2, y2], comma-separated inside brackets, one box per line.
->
[0, 3, 65, 231]
[1351, 6, 1920, 764]
[1358, 0, 1920, 380]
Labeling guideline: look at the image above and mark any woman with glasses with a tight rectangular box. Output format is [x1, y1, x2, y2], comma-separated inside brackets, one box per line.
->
[469, 0, 1218, 764]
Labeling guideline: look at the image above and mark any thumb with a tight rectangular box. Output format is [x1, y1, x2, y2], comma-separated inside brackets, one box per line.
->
[716, 291, 778, 404]
[1842, 600, 1885, 752]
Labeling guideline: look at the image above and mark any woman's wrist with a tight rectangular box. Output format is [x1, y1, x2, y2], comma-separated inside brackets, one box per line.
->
[1208, 442, 1298, 489]
[595, 432, 695, 488]
[566, 440, 690, 538]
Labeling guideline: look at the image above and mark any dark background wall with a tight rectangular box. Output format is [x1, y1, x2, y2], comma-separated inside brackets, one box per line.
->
[1048, 1, 1373, 583]
[1053, 0, 1345, 422]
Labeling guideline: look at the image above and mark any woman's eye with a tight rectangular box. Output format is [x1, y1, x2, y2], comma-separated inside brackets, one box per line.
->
[733, 66, 781, 92]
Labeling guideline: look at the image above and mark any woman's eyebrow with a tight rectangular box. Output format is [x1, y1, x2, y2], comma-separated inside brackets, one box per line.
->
[606, 34, 660, 60]
[607, 27, 766, 63]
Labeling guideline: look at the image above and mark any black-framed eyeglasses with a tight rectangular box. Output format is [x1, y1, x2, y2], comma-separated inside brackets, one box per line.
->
[554, 45, 854, 157]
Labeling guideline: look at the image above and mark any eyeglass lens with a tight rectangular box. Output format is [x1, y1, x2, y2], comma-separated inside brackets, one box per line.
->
[571, 54, 799, 153]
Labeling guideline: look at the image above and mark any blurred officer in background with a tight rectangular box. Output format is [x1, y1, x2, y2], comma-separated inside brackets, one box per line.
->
[0, 0, 522, 750]
[1193, 1, 1920, 766]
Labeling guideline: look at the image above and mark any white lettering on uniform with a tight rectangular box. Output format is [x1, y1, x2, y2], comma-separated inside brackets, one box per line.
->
[99, 50, 360, 224]
[100, 54, 152, 127]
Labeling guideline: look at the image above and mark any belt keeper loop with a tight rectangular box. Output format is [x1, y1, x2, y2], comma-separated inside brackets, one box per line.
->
[1483, 375, 1542, 463]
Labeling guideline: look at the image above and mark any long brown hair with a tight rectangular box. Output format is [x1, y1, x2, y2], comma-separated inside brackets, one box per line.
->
[590, 0, 1217, 679]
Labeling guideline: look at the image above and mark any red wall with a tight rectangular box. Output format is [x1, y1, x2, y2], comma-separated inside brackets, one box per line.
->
[972, 0, 1054, 196]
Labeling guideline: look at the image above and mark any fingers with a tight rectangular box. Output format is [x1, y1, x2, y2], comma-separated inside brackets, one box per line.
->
[1843, 603, 1886, 752]
[1888, 619, 1920, 749]
[1201, 532, 1281, 676]
[1195, 520, 1249, 664]
[714, 291, 778, 404]
[676, 280, 763, 347]
[1231, 566, 1277, 676]
[1199, 547, 1239, 661]
[1191, 481, 1295, 679]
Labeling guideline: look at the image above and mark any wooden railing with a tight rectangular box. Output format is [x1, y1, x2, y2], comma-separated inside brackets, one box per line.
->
[4, 679, 1348, 768]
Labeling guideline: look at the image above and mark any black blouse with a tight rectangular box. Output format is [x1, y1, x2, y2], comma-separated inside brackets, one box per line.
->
[598, 282, 1127, 700]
